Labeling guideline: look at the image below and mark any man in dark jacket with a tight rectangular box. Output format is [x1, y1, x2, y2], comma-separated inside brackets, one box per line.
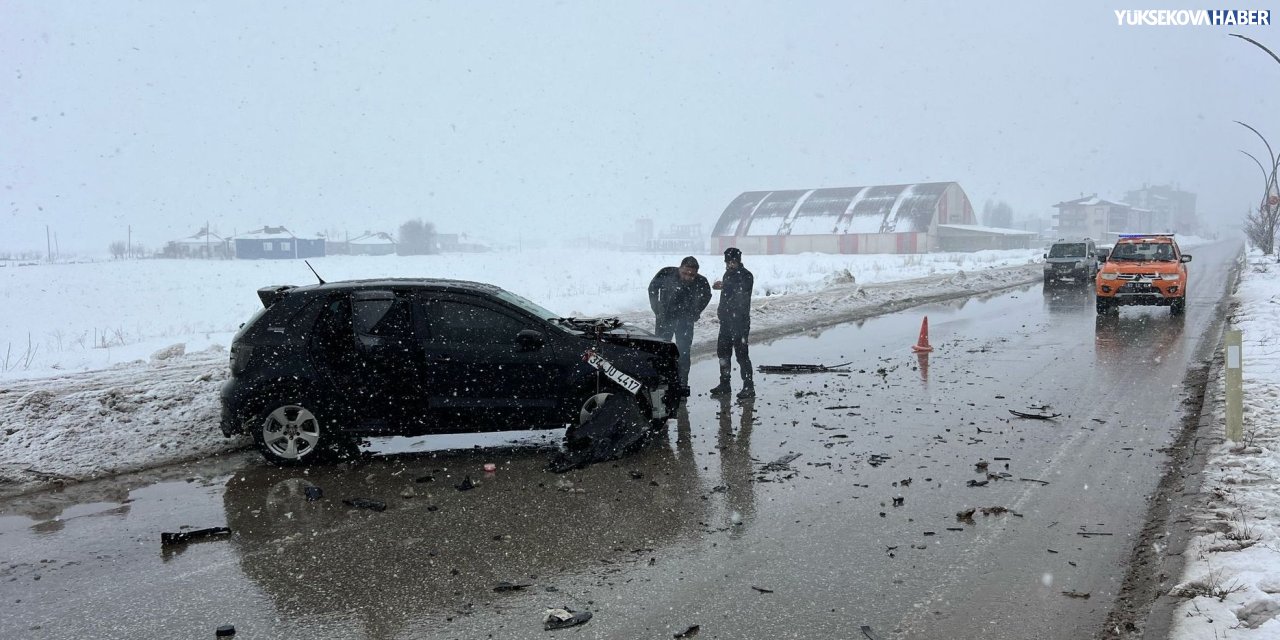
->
[648, 256, 712, 388]
[709, 247, 755, 399]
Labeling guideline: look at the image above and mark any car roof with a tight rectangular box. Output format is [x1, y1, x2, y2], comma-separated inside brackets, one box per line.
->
[1115, 236, 1176, 244]
[291, 278, 505, 296]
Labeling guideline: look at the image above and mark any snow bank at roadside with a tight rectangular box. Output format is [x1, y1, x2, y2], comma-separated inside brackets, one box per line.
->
[1170, 250, 1280, 638]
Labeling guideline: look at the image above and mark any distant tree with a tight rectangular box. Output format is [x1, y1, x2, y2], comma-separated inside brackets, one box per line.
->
[397, 218, 438, 255]
[109, 241, 127, 259]
[984, 201, 1014, 228]
[1244, 200, 1279, 255]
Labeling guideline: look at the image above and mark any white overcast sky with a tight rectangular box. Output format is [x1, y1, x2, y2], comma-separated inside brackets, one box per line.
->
[2, 1, 1277, 253]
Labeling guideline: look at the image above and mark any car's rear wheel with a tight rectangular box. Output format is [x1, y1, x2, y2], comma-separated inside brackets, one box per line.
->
[253, 401, 354, 466]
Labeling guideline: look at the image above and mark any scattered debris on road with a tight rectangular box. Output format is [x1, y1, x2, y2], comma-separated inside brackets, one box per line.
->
[751, 585, 774, 594]
[493, 581, 532, 592]
[1062, 590, 1091, 599]
[161, 526, 231, 547]
[1009, 409, 1061, 420]
[303, 486, 323, 501]
[455, 475, 476, 491]
[544, 608, 593, 631]
[673, 624, 701, 638]
[760, 453, 802, 472]
[758, 362, 852, 374]
[342, 498, 386, 512]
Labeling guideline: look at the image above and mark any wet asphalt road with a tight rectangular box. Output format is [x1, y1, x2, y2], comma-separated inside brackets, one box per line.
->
[0, 240, 1241, 640]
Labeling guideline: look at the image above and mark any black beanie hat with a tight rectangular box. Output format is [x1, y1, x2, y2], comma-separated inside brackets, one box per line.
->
[724, 247, 742, 262]
[680, 256, 699, 269]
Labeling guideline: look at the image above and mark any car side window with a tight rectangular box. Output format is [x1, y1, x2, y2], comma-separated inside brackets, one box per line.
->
[353, 292, 414, 339]
[310, 295, 355, 367]
[423, 299, 527, 344]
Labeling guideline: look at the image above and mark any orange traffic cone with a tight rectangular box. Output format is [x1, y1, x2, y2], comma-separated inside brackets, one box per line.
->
[911, 316, 934, 353]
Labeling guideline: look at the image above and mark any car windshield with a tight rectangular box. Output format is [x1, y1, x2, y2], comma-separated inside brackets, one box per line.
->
[1110, 242, 1177, 261]
[492, 288, 560, 322]
[1048, 243, 1086, 258]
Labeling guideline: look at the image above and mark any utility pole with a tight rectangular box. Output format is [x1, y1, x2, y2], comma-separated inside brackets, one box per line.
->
[128, 225, 132, 260]
[45, 225, 51, 262]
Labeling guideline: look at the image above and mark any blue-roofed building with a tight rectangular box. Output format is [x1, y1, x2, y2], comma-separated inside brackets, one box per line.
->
[233, 226, 326, 260]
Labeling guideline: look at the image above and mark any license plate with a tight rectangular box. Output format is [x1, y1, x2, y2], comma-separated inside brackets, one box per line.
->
[583, 351, 643, 395]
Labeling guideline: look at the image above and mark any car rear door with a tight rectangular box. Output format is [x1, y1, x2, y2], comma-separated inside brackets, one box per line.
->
[414, 292, 564, 430]
[349, 290, 429, 431]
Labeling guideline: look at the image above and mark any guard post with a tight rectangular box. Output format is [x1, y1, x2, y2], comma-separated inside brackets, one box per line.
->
[1226, 330, 1243, 442]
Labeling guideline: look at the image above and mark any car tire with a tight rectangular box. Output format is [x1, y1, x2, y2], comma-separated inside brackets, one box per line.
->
[252, 400, 352, 466]
[1170, 298, 1186, 315]
[566, 389, 650, 449]
[566, 391, 611, 450]
[1096, 298, 1115, 315]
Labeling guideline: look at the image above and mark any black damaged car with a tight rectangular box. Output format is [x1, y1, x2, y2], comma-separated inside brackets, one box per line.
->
[219, 279, 684, 465]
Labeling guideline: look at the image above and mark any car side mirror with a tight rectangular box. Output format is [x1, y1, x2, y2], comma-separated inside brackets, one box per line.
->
[1042, 253, 1047, 259]
[1181, 255, 1192, 263]
[516, 329, 545, 351]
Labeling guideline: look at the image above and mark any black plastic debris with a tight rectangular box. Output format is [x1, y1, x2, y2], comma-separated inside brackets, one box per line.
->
[414, 475, 435, 483]
[342, 498, 386, 512]
[861, 625, 884, 640]
[674, 624, 700, 638]
[544, 608, 593, 630]
[1009, 409, 1061, 420]
[751, 585, 774, 594]
[303, 486, 323, 501]
[161, 527, 231, 547]
[494, 581, 532, 592]
[549, 394, 649, 473]
[760, 453, 801, 472]
[215, 624, 236, 637]
[758, 362, 851, 374]
[455, 475, 476, 491]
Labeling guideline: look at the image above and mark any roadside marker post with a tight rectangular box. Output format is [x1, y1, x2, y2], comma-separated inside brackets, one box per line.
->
[1226, 330, 1243, 442]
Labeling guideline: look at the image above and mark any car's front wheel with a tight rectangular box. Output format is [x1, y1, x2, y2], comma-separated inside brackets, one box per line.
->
[1096, 298, 1116, 315]
[1170, 297, 1186, 315]
[567, 389, 653, 448]
[252, 401, 353, 466]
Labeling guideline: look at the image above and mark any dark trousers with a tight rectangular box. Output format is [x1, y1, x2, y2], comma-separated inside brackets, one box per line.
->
[716, 323, 752, 384]
[655, 316, 695, 387]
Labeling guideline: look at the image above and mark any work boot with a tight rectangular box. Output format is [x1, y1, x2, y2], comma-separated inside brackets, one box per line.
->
[736, 383, 755, 399]
[709, 380, 732, 397]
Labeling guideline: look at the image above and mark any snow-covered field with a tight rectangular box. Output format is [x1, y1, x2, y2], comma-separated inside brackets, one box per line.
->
[0, 248, 1041, 378]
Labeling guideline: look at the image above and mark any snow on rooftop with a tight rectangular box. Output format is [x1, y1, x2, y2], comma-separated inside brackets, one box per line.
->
[938, 224, 1039, 236]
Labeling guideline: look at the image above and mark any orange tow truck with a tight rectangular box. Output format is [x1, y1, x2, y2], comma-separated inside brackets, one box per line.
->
[1095, 234, 1191, 315]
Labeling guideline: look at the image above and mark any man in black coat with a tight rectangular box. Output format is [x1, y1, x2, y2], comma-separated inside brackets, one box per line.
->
[648, 256, 712, 388]
[709, 247, 755, 399]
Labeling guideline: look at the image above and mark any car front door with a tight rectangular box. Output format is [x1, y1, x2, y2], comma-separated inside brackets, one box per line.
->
[414, 293, 563, 430]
